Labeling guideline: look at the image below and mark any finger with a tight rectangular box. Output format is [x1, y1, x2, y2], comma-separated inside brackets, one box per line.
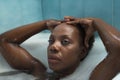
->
[84, 31, 92, 48]
[56, 21, 61, 25]
[64, 16, 75, 21]
[64, 16, 74, 19]
[46, 21, 61, 27]
[64, 18, 71, 22]
[84, 29, 94, 48]
[66, 21, 78, 24]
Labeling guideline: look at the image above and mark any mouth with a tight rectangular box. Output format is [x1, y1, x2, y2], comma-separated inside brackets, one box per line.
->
[48, 55, 61, 64]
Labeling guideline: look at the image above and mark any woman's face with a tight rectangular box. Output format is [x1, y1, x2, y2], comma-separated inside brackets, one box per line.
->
[47, 23, 85, 73]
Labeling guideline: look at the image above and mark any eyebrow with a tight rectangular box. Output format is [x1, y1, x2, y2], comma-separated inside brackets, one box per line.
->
[60, 35, 71, 38]
[49, 34, 72, 39]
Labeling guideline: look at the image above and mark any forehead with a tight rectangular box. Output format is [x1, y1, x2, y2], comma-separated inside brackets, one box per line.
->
[51, 23, 80, 37]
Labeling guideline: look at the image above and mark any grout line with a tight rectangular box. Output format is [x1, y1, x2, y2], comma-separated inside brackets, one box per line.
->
[112, 0, 114, 26]
[59, 0, 62, 19]
[41, 0, 44, 20]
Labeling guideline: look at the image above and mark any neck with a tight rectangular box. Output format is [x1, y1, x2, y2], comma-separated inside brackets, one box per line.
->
[55, 61, 80, 78]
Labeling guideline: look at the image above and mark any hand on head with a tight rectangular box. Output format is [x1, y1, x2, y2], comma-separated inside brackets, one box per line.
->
[64, 16, 95, 48]
[46, 16, 95, 48]
[46, 19, 62, 31]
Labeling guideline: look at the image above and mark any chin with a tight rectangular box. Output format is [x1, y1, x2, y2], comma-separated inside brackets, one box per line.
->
[50, 66, 60, 72]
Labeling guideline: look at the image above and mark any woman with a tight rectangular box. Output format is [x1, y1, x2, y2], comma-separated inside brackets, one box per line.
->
[0, 16, 120, 80]
[0, 19, 94, 80]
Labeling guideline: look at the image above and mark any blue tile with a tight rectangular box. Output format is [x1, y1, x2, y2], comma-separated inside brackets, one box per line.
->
[0, 0, 43, 33]
[83, 0, 113, 25]
[60, 0, 84, 18]
[41, 0, 61, 19]
[113, 0, 120, 30]
[0, 0, 119, 33]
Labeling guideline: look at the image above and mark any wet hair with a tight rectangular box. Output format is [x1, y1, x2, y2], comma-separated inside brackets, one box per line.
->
[72, 24, 95, 61]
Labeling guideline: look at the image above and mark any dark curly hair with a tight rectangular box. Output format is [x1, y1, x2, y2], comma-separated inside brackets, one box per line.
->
[72, 24, 95, 61]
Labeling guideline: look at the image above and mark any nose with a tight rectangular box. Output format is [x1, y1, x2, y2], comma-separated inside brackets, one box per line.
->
[49, 47, 58, 53]
[49, 42, 60, 54]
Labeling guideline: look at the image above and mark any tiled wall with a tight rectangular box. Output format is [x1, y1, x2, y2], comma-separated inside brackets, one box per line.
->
[0, 0, 119, 33]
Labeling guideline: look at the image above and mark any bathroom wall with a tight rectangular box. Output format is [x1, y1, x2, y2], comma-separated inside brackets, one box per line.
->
[0, 0, 119, 34]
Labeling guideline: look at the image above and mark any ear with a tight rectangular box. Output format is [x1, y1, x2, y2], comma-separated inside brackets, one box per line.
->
[83, 22, 94, 49]
[79, 47, 88, 61]
[84, 33, 90, 49]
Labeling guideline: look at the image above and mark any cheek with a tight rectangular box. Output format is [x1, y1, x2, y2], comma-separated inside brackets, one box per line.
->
[47, 44, 82, 71]
[61, 46, 81, 65]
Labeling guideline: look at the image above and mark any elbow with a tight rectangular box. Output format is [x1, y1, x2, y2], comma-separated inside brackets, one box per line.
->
[0, 34, 15, 44]
[0, 34, 8, 45]
[0, 34, 13, 49]
[0, 35, 8, 51]
[0, 35, 5, 45]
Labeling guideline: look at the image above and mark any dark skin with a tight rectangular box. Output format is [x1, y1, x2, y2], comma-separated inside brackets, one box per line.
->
[0, 20, 86, 79]
[64, 16, 120, 80]
[0, 20, 61, 79]
[0, 16, 120, 80]
[47, 23, 87, 77]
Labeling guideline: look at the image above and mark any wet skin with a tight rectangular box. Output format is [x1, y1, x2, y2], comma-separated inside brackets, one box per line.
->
[64, 17, 120, 80]
[0, 17, 120, 80]
[47, 23, 86, 75]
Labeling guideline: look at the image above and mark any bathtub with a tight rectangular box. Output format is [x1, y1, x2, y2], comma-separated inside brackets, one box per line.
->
[0, 33, 119, 80]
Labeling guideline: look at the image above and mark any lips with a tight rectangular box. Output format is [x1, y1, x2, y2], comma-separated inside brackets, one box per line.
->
[48, 55, 61, 64]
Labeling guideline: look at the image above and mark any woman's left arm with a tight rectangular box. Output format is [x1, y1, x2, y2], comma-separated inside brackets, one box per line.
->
[89, 18, 120, 80]
[64, 16, 120, 80]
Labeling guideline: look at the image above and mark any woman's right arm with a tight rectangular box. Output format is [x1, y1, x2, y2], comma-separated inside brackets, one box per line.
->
[0, 20, 60, 78]
[0, 20, 47, 44]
